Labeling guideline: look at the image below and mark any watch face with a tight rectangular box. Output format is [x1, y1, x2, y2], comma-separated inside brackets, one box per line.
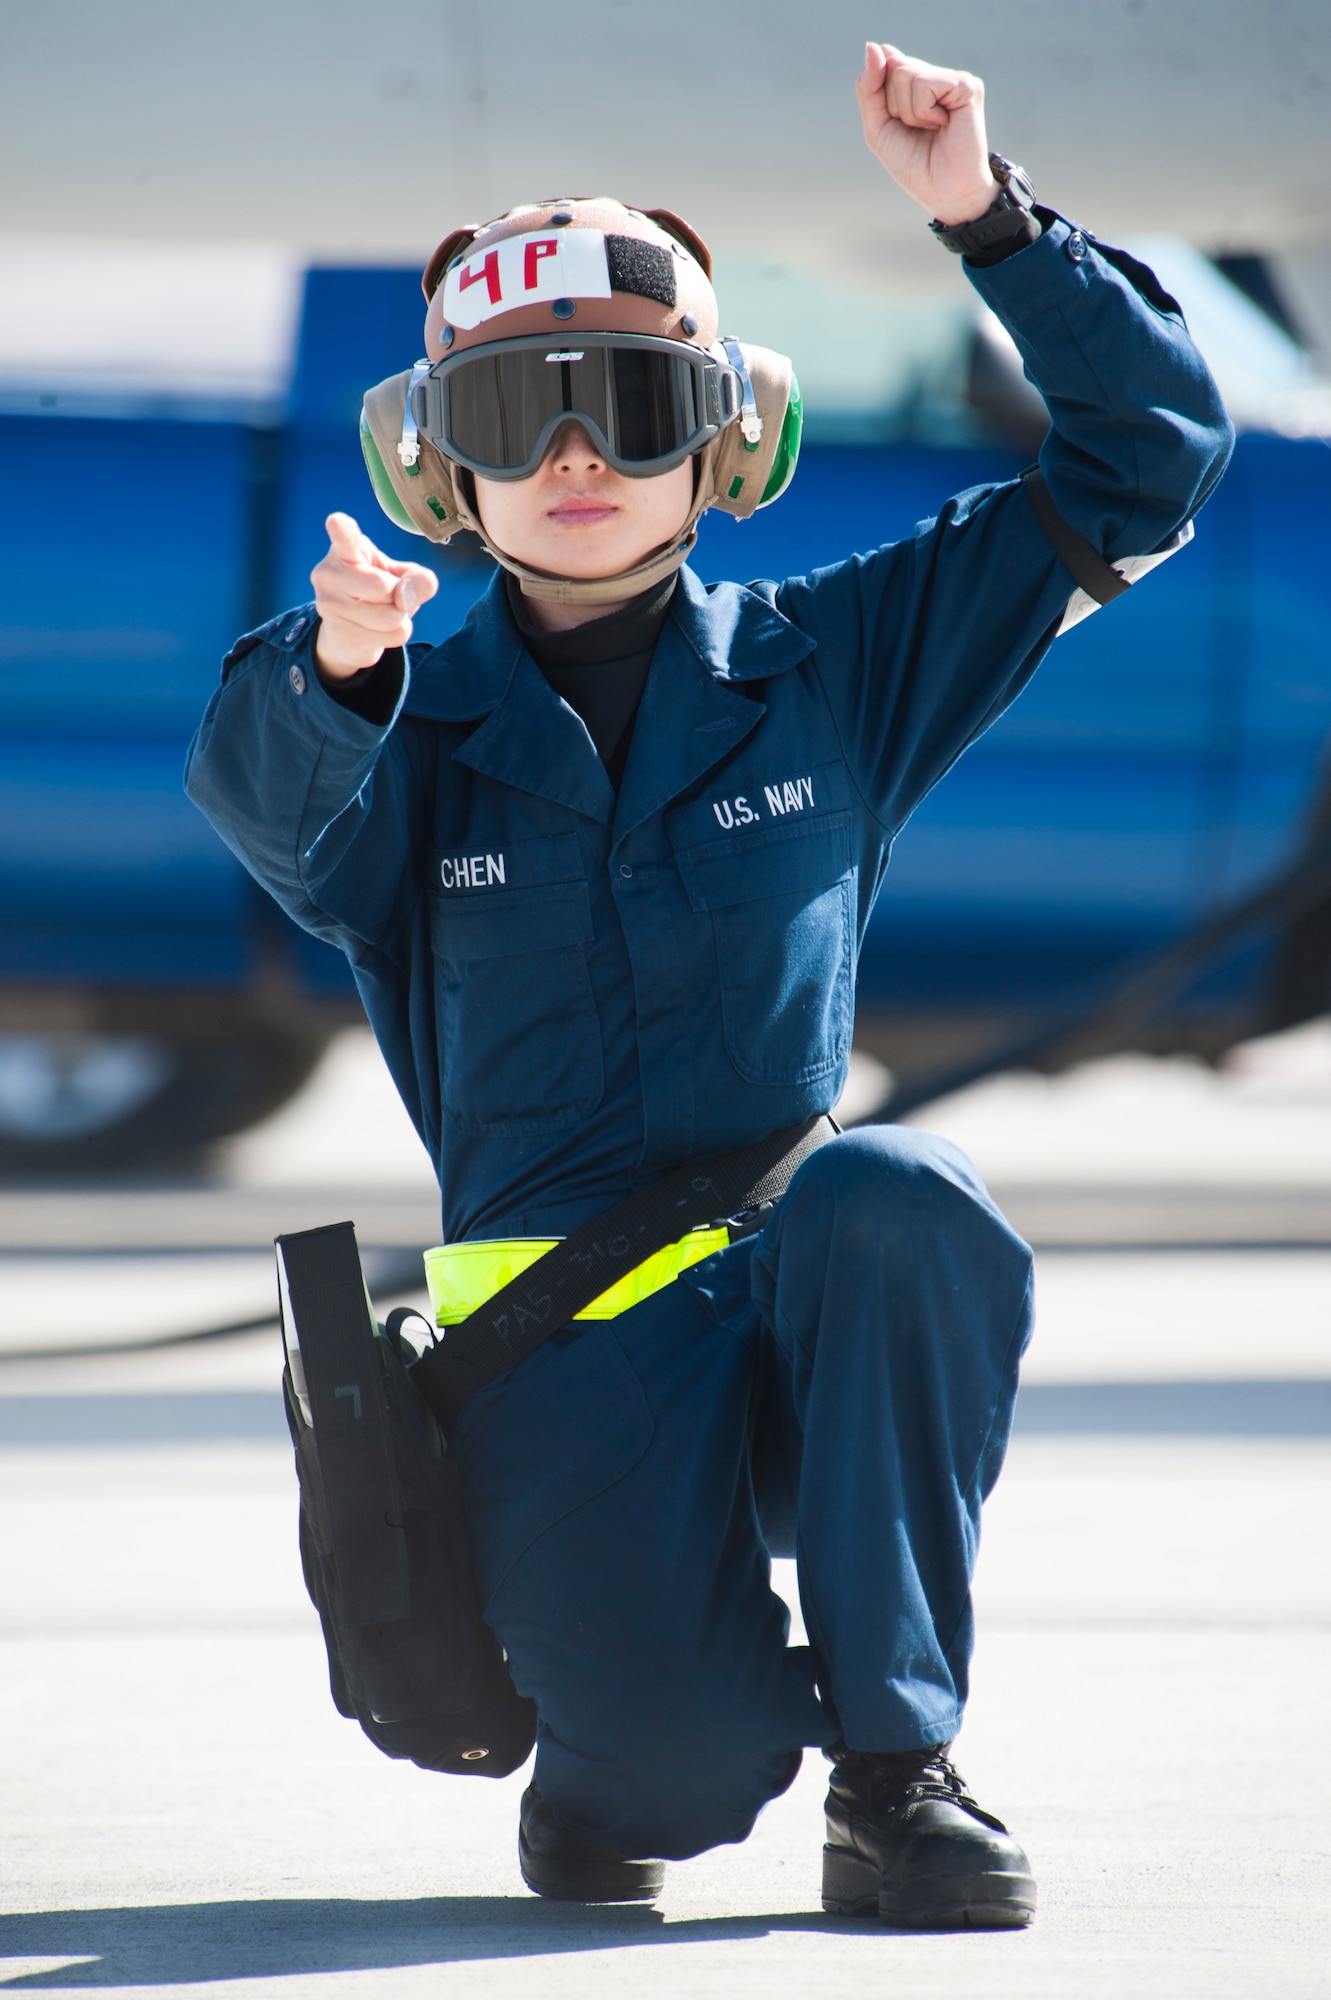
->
[1007, 165, 1037, 208]
[989, 153, 1036, 208]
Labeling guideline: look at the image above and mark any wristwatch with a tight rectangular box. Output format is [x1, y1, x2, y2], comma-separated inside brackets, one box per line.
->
[929, 154, 1039, 259]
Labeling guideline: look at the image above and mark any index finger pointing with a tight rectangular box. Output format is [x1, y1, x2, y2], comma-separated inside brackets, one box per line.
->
[325, 512, 394, 570]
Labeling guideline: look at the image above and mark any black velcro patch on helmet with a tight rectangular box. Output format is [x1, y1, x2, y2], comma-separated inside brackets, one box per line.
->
[605, 235, 676, 310]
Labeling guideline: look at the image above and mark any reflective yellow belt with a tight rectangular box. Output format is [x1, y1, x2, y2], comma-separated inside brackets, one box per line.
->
[423, 1225, 730, 1328]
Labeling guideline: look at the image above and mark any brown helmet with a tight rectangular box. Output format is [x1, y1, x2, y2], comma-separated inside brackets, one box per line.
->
[360, 198, 802, 606]
[422, 197, 720, 360]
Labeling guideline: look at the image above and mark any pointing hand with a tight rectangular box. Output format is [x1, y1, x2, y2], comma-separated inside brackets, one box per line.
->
[311, 513, 439, 678]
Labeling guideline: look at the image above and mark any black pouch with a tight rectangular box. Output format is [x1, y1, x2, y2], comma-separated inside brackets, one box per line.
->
[277, 1221, 536, 1778]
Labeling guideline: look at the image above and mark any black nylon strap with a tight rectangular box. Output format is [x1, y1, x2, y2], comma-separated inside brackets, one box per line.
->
[1020, 466, 1131, 605]
[277, 1223, 410, 1627]
[412, 1115, 837, 1429]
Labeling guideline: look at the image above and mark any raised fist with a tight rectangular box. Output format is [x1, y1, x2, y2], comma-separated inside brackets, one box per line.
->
[855, 43, 999, 227]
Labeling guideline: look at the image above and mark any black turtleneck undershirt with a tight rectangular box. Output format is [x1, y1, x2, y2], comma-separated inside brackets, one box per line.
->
[319, 573, 676, 791]
[504, 573, 676, 789]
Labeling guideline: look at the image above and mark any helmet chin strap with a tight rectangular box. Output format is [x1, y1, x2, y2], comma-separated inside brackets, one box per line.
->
[454, 447, 719, 609]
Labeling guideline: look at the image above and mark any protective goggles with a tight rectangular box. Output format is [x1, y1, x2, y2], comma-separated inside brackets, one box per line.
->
[407, 331, 747, 481]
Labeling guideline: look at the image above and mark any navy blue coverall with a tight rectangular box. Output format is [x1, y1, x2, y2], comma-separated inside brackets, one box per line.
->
[187, 217, 1232, 1860]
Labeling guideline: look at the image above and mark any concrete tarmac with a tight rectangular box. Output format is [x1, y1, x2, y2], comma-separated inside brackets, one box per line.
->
[2, 1031, 1330, 1997]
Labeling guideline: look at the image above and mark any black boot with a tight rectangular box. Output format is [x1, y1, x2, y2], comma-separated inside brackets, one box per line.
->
[518, 1781, 666, 1903]
[822, 1744, 1035, 1929]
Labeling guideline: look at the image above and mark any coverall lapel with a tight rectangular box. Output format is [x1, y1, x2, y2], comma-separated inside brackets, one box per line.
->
[453, 653, 617, 825]
[406, 577, 616, 825]
[612, 566, 815, 844]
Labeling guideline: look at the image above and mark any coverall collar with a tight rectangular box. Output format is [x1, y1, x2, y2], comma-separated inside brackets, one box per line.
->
[669, 563, 815, 684]
[403, 565, 815, 828]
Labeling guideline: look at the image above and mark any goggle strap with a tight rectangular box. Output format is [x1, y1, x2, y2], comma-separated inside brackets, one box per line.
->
[398, 359, 431, 471]
[720, 335, 763, 448]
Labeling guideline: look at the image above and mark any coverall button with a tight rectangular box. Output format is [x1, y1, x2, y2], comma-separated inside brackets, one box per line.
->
[618, 863, 633, 879]
[288, 664, 307, 695]
[283, 618, 306, 643]
[1067, 230, 1087, 262]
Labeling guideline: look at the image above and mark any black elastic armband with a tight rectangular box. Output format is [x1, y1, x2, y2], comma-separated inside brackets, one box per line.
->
[1020, 467, 1130, 606]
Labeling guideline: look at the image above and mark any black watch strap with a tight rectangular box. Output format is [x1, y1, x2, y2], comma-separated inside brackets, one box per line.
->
[931, 153, 1039, 260]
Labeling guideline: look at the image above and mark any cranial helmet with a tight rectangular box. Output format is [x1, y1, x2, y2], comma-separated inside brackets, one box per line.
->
[359, 197, 802, 605]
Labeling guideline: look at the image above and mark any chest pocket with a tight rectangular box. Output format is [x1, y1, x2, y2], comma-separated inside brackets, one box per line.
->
[675, 811, 854, 1087]
[430, 835, 604, 1135]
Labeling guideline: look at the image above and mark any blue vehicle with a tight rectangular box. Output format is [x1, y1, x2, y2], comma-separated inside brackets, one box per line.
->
[1, 266, 1327, 1168]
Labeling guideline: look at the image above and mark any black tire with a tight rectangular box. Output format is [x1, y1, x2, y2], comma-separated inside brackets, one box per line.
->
[0, 1024, 334, 1177]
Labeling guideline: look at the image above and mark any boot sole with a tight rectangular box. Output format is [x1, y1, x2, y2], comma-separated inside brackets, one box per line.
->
[822, 1842, 1035, 1930]
[519, 1827, 665, 1904]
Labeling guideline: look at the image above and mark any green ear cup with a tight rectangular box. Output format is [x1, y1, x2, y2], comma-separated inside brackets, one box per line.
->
[758, 373, 801, 508]
[359, 409, 420, 535]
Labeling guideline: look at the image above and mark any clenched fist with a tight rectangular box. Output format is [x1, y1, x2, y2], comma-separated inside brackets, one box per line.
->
[311, 513, 439, 679]
[855, 43, 999, 227]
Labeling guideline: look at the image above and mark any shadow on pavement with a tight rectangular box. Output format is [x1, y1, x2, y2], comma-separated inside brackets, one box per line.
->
[0, 1898, 874, 1984]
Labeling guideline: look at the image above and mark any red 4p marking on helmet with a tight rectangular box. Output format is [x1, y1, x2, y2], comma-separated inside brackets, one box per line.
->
[444, 230, 614, 331]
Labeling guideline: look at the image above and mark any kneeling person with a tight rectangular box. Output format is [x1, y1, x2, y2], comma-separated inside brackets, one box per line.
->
[187, 42, 1232, 1927]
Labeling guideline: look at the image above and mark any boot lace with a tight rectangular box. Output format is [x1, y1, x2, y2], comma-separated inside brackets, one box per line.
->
[835, 1744, 1008, 1832]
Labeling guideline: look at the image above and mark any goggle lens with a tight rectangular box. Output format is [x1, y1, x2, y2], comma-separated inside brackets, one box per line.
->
[438, 342, 709, 475]
[609, 348, 700, 463]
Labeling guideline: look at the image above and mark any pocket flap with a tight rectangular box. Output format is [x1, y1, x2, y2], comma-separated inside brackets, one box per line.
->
[432, 880, 593, 960]
[433, 831, 593, 958]
[675, 811, 852, 912]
